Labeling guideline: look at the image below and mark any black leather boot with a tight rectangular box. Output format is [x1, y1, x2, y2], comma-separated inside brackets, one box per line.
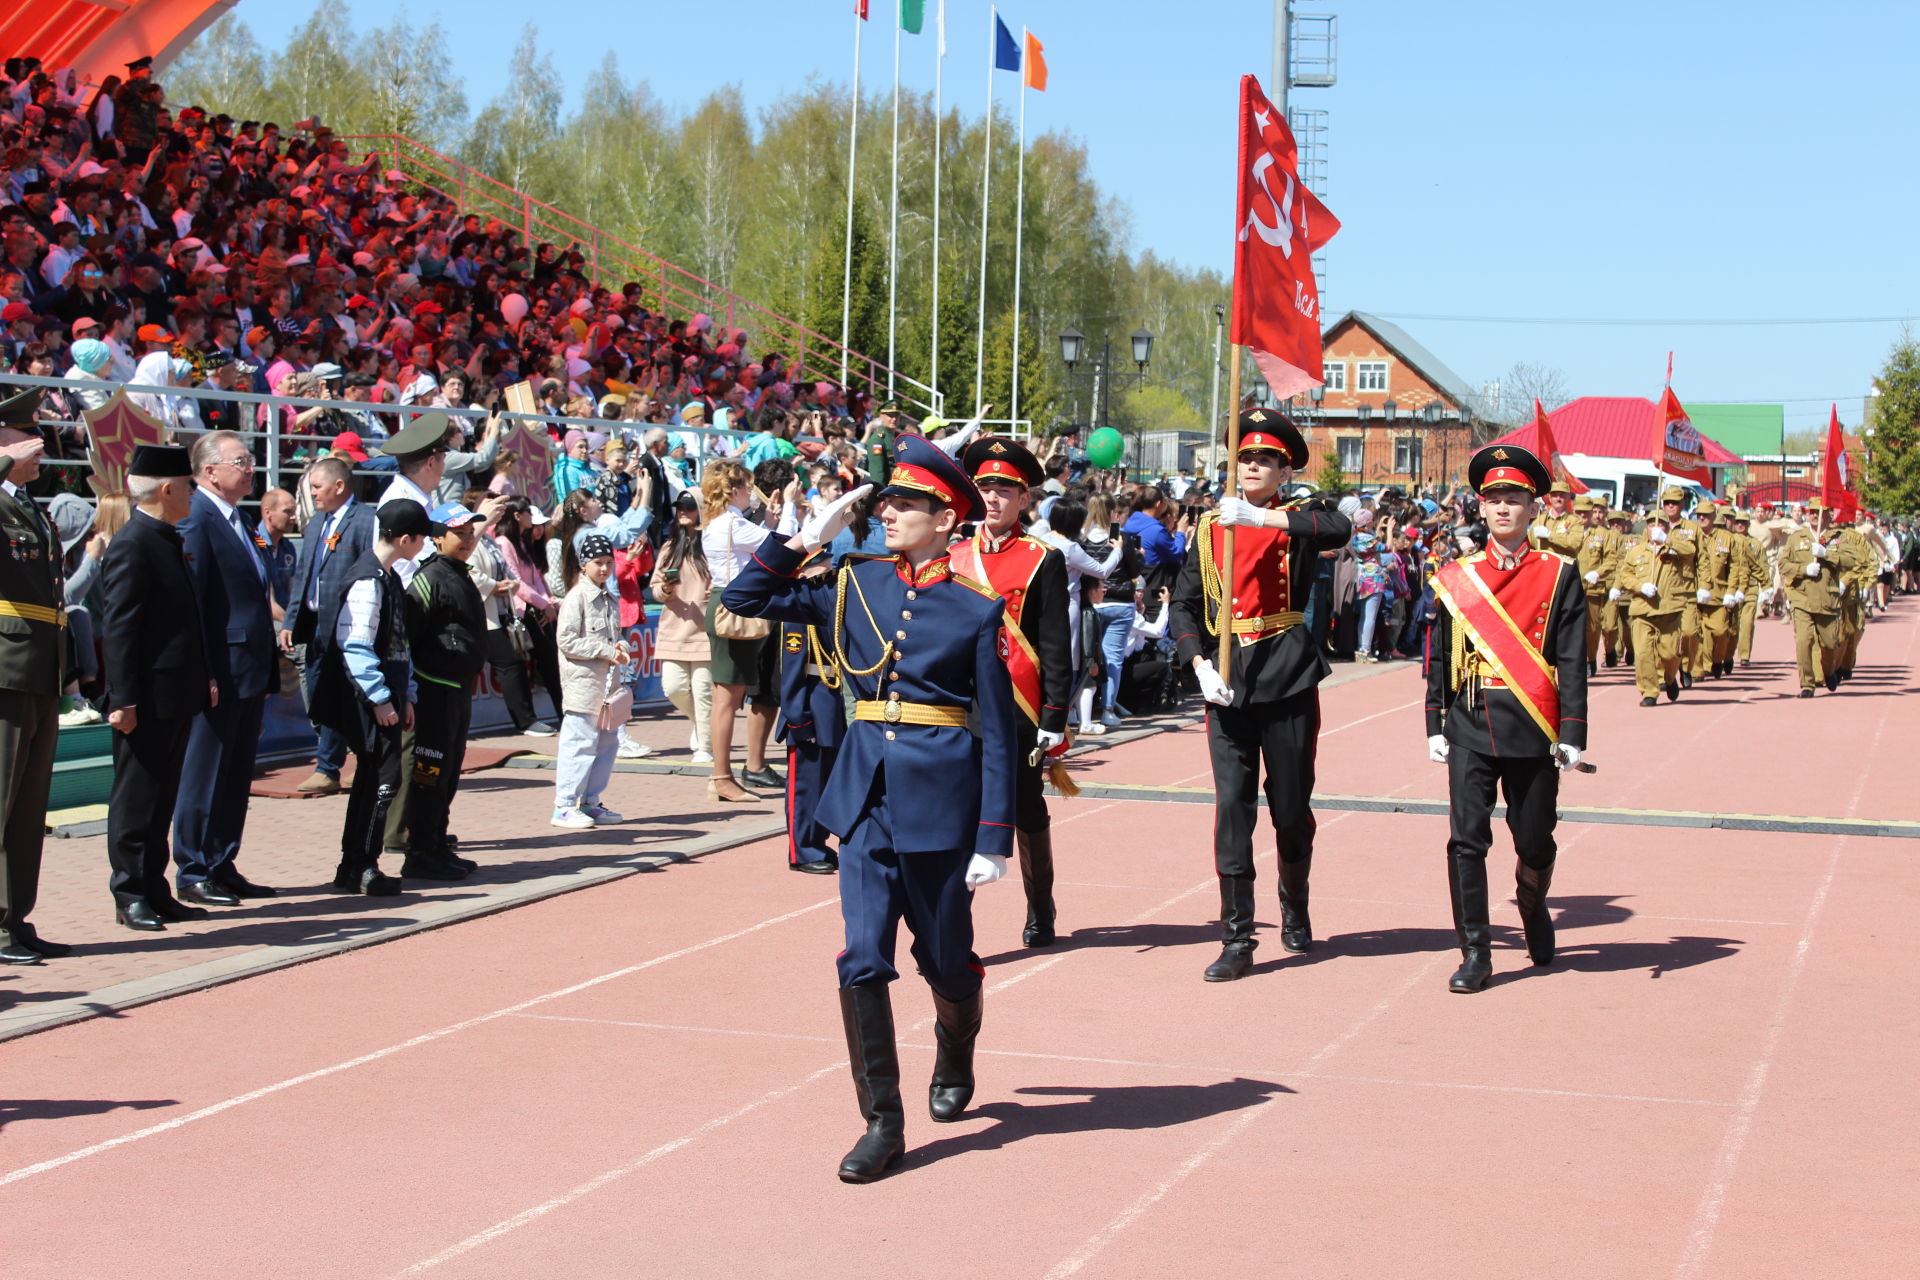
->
[1277, 855, 1313, 953]
[1514, 859, 1556, 966]
[1203, 876, 1257, 982]
[1447, 855, 1493, 993]
[928, 987, 983, 1122]
[1017, 828, 1057, 947]
[837, 986, 905, 1182]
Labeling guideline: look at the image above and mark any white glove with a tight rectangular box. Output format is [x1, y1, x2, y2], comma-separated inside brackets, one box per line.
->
[1427, 734, 1450, 763]
[1809, 540, 1826, 559]
[1696, 588, 1711, 604]
[1726, 590, 1744, 605]
[1552, 743, 1582, 772]
[1035, 728, 1065, 754]
[931, 404, 991, 457]
[1608, 587, 1621, 602]
[1804, 561, 1821, 577]
[1195, 659, 1233, 706]
[799, 483, 873, 552]
[1583, 570, 1599, 585]
[965, 853, 1007, 887]
[1640, 581, 1657, 598]
[1215, 496, 1267, 528]
[1530, 524, 1550, 541]
[1649, 526, 1668, 544]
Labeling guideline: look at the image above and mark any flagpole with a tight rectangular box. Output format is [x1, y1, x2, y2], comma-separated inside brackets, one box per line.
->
[840, 6, 863, 386]
[1219, 341, 1243, 680]
[1009, 26, 1028, 428]
[929, 0, 944, 411]
[887, 13, 902, 399]
[974, 5, 995, 410]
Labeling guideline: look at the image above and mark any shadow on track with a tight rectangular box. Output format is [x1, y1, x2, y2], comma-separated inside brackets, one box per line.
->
[0, 1097, 175, 1132]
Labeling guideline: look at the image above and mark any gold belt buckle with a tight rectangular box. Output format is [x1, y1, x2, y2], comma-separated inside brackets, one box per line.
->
[883, 700, 902, 724]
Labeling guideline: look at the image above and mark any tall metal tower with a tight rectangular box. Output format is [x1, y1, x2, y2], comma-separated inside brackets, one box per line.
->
[1273, 2, 1336, 305]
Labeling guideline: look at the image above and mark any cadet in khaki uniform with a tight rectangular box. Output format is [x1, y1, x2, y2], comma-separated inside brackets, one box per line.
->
[1654, 487, 1703, 684]
[1726, 510, 1764, 665]
[1603, 508, 1636, 664]
[1528, 481, 1585, 558]
[1780, 500, 1858, 696]
[1831, 514, 1876, 682]
[1751, 504, 1798, 619]
[1690, 501, 1738, 679]
[1572, 496, 1623, 672]
[1611, 510, 1692, 705]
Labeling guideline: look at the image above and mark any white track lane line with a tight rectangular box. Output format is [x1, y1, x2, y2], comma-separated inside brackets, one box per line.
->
[0, 895, 840, 1191]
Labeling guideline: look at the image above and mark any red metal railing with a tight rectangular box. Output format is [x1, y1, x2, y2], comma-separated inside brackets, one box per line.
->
[339, 134, 940, 414]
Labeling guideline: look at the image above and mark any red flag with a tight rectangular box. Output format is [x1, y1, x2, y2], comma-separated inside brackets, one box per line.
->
[1820, 404, 1858, 521]
[855, 0, 869, 17]
[1530, 399, 1588, 494]
[1651, 384, 1711, 486]
[1231, 74, 1339, 401]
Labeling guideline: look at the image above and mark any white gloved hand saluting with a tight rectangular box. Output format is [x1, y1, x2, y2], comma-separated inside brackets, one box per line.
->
[1640, 581, 1658, 598]
[1552, 743, 1582, 771]
[799, 483, 873, 552]
[931, 404, 992, 458]
[1427, 734, 1450, 763]
[1034, 728, 1065, 754]
[964, 853, 1007, 887]
[1584, 570, 1600, 585]
[1195, 659, 1233, 706]
[1214, 496, 1268, 528]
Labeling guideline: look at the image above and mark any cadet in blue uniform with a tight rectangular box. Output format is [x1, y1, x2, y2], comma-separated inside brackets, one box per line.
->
[724, 433, 1018, 1184]
[777, 550, 845, 874]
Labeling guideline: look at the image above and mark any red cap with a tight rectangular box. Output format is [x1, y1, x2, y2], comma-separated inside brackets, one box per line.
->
[136, 323, 175, 343]
[412, 300, 444, 316]
[333, 432, 369, 462]
[69, 316, 100, 336]
[1, 302, 34, 324]
[346, 294, 373, 309]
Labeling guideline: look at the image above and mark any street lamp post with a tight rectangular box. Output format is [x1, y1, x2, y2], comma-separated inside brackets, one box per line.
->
[1421, 401, 1442, 491]
[1059, 324, 1153, 476]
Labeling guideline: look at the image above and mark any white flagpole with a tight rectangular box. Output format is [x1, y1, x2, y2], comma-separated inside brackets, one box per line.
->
[887, 12, 902, 399]
[840, 6, 863, 386]
[929, 0, 945, 410]
[1010, 26, 1028, 427]
[973, 5, 995, 409]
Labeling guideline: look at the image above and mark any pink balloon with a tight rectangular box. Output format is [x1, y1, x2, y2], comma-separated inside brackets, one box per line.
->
[501, 293, 529, 326]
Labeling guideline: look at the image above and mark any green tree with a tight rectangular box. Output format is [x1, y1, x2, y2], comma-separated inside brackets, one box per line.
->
[1110, 384, 1206, 439]
[1313, 454, 1353, 495]
[357, 14, 467, 150]
[463, 26, 562, 196]
[166, 14, 273, 122]
[1864, 332, 1920, 513]
[263, 0, 364, 128]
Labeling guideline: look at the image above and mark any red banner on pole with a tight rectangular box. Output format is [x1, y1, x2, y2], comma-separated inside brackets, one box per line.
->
[1230, 74, 1340, 402]
[1820, 404, 1858, 520]
[1530, 399, 1588, 494]
[1651, 385, 1712, 486]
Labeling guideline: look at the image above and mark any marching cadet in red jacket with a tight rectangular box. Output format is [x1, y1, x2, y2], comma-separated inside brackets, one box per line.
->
[1425, 444, 1589, 993]
[1170, 411, 1351, 983]
[950, 436, 1074, 947]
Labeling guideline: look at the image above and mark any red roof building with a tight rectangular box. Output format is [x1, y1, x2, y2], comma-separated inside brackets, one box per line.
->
[1483, 397, 1742, 507]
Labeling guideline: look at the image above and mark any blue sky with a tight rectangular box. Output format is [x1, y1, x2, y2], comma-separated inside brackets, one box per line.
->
[230, 0, 1917, 429]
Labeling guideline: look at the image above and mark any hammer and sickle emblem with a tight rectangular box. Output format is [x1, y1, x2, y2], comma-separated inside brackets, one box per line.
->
[1239, 152, 1296, 259]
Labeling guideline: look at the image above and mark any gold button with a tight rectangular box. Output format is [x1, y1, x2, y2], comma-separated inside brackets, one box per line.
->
[889, 690, 901, 700]
[896, 629, 906, 639]
[889, 671, 900, 681]
[906, 590, 917, 600]
[1234, 610, 1243, 618]
[884, 730, 897, 741]
[901, 610, 913, 620]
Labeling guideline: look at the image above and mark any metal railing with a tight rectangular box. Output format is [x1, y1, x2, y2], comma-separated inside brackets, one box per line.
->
[337, 133, 943, 417]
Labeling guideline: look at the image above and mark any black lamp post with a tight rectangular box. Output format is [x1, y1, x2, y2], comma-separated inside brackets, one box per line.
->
[1059, 324, 1153, 476]
[1422, 401, 1442, 489]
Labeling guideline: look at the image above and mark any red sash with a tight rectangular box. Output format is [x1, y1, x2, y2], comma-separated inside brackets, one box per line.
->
[1432, 553, 1562, 739]
[949, 534, 1047, 726]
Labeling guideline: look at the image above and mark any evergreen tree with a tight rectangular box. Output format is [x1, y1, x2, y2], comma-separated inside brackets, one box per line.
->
[1313, 454, 1353, 495]
[1864, 332, 1920, 513]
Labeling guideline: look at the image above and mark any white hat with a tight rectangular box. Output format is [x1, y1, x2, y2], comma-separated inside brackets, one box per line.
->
[528, 504, 548, 525]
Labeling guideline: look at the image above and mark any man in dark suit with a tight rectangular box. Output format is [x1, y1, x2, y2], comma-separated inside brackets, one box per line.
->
[0, 389, 69, 963]
[100, 446, 218, 930]
[279, 456, 375, 795]
[173, 430, 278, 906]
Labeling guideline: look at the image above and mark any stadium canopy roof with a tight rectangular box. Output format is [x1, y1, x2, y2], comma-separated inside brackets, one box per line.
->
[0, 0, 233, 89]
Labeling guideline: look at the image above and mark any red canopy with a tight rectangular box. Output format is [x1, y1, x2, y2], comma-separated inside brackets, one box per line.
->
[0, 0, 233, 89]
[1486, 397, 1741, 466]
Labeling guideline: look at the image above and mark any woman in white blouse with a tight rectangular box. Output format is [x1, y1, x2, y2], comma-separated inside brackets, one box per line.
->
[699, 460, 782, 802]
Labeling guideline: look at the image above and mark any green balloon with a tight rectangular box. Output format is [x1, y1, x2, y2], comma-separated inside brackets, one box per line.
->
[1086, 427, 1126, 469]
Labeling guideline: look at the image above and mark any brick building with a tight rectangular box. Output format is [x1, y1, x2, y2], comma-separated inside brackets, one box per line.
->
[1299, 311, 1478, 491]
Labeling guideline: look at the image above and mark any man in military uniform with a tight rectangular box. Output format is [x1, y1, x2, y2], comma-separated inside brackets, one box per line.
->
[776, 550, 845, 875]
[861, 402, 904, 488]
[950, 435, 1073, 947]
[1691, 501, 1737, 679]
[1603, 507, 1636, 665]
[1528, 480, 1584, 558]
[724, 434, 1017, 1184]
[1727, 509, 1765, 667]
[0, 390, 68, 963]
[1612, 511, 1694, 706]
[1426, 444, 1588, 993]
[1653, 486, 1704, 686]
[1750, 502, 1798, 619]
[1573, 495, 1622, 672]
[1831, 511, 1877, 682]
[1171, 410, 1352, 983]
[1779, 499, 1857, 696]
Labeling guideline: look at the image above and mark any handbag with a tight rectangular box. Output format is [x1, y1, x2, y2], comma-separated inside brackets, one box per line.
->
[711, 514, 770, 640]
[503, 611, 533, 657]
[595, 661, 634, 733]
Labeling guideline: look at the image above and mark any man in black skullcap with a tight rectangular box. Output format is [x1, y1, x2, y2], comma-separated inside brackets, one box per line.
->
[100, 445, 216, 931]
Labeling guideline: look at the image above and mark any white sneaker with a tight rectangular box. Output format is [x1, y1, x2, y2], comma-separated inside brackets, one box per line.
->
[1080, 722, 1109, 736]
[616, 737, 653, 759]
[1100, 711, 1124, 728]
[550, 806, 595, 830]
[690, 749, 715, 765]
[58, 705, 103, 727]
[582, 803, 625, 823]
[525, 721, 559, 737]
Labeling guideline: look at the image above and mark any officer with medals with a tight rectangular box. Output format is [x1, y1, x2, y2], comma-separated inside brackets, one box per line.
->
[1426, 444, 1588, 994]
[1171, 410, 1351, 983]
[949, 436, 1074, 947]
[776, 550, 846, 874]
[1528, 480, 1584, 558]
[724, 433, 1018, 1184]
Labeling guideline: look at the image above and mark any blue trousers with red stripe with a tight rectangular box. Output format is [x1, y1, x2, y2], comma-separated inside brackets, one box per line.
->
[785, 742, 838, 866]
[835, 797, 983, 1001]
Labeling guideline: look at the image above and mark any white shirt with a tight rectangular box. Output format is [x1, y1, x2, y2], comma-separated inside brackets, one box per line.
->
[377, 473, 435, 584]
[198, 484, 265, 582]
[700, 506, 777, 590]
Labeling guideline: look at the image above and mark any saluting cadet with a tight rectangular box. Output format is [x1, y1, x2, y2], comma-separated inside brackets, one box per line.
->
[775, 550, 846, 874]
[1573, 496, 1622, 673]
[1780, 500, 1858, 696]
[1425, 445, 1588, 994]
[950, 436, 1073, 947]
[724, 433, 1018, 1184]
[1727, 509, 1765, 666]
[1528, 480, 1584, 557]
[1171, 410, 1351, 983]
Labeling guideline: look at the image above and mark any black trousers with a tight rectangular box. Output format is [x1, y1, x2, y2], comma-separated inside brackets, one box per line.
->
[1446, 748, 1559, 870]
[340, 716, 403, 873]
[1014, 719, 1049, 834]
[405, 677, 472, 856]
[107, 712, 195, 908]
[0, 690, 58, 931]
[485, 628, 537, 729]
[525, 612, 564, 720]
[1206, 689, 1319, 878]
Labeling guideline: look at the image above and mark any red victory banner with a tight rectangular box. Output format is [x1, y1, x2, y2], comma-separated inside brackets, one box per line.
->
[1231, 74, 1340, 401]
[1529, 399, 1588, 494]
[1651, 385, 1711, 486]
[82, 389, 168, 499]
[1820, 404, 1858, 521]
